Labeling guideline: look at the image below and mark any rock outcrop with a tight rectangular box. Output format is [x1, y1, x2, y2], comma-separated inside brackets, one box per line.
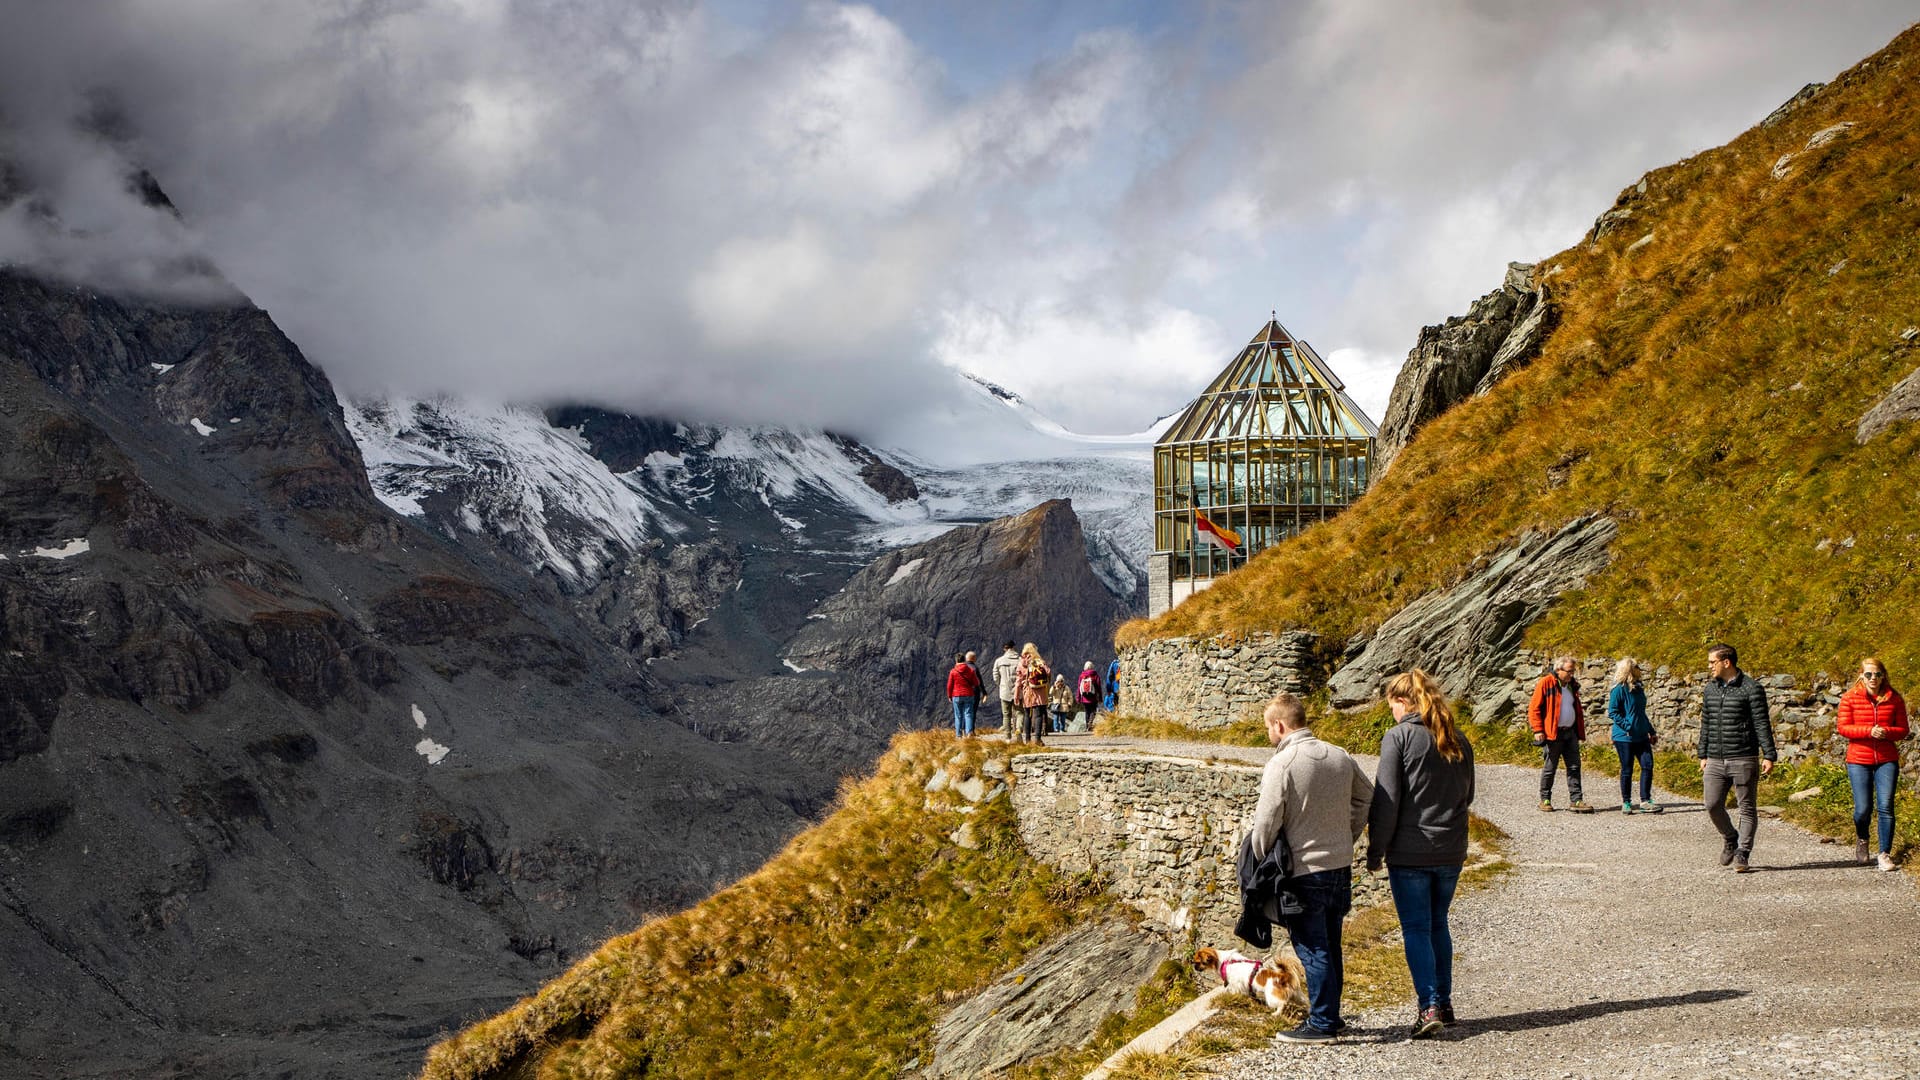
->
[1325, 515, 1619, 716]
[924, 914, 1169, 1079]
[1374, 262, 1553, 476]
[1858, 349, 1920, 442]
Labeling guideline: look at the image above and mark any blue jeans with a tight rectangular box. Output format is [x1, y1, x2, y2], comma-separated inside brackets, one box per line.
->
[1281, 867, 1352, 1033]
[950, 696, 977, 737]
[1848, 760, 1898, 854]
[1614, 740, 1653, 803]
[1388, 864, 1462, 1010]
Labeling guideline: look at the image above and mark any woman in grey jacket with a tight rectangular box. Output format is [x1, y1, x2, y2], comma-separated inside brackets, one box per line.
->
[1367, 668, 1475, 1040]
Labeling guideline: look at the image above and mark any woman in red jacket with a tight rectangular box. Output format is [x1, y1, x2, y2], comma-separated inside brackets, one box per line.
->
[1837, 657, 1909, 871]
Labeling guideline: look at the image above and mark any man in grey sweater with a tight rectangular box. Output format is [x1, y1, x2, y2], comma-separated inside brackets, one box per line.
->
[1699, 643, 1776, 872]
[1248, 693, 1373, 1043]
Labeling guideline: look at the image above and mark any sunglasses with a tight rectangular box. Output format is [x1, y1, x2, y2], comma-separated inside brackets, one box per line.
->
[1863, 672, 1885, 680]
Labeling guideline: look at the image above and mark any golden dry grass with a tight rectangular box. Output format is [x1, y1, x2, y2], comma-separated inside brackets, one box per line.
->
[418, 732, 1103, 1080]
[1120, 23, 1920, 684]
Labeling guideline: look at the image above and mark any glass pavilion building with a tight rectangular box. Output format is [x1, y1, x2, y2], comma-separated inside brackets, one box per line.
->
[1146, 318, 1379, 617]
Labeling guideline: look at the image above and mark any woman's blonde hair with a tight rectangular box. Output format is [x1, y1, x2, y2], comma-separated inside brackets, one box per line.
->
[1021, 643, 1046, 667]
[1862, 657, 1895, 693]
[1385, 668, 1466, 763]
[1612, 658, 1642, 689]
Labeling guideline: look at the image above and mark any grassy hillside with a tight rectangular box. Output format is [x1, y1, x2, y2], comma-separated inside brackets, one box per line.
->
[420, 733, 1120, 1080]
[1121, 24, 1920, 682]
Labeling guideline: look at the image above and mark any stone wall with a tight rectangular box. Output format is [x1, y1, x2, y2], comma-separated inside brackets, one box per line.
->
[1499, 650, 1901, 776]
[1116, 632, 1325, 729]
[1009, 751, 1386, 945]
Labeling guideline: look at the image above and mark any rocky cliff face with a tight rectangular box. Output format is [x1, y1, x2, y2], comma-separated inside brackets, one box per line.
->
[0, 267, 832, 1078]
[1374, 262, 1554, 475]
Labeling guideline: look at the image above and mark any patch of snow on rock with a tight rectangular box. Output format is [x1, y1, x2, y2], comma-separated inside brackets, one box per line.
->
[189, 418, 215, 437]
[28, 539, 90, 560]
[886, 557, 926, 587]
[411, 704, 429, 730]
[782, 659, 809, 674]
[150, 363, 175, 374]
[415, 738, 450, 765]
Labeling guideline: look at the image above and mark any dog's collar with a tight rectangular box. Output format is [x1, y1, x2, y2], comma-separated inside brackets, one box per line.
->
[1219, 957, 1262, 985]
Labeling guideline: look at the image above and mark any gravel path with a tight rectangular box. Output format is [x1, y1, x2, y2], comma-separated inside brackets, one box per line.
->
[1046, 734, 1920, 1079]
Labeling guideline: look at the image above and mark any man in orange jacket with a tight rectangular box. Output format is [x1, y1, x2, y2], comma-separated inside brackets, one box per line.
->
[1530, 657, 1594, 812]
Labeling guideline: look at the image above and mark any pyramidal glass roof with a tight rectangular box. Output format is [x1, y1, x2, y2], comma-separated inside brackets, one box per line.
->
[1158, 319, 1379, 444]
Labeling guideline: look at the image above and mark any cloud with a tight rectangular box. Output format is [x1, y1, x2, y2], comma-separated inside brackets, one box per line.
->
[0, 1, 1913, 455]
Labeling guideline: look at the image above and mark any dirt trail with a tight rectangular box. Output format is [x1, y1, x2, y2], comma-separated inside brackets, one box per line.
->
[1056, 734, 1920, 1079]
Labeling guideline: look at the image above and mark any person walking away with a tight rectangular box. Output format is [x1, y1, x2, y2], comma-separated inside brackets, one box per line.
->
[964, 650, 984, 717]
[1529, 657, 1592, 812]
[1699, 643, 1776, 873]
[1076, 661, 1103, 732]
[1837, 657, 1908, 871]
[992, 642, 1020, 739]
[946, 652, 982, 738]
[1608, 659, 1661, 813]
[1048, 674, 1074, 735]
[1103, 658, 1120, 712]
[1249, 692, 1373, 1043]
[1014, 643, 1051, 745]
[1369, 669, 1475, 1040]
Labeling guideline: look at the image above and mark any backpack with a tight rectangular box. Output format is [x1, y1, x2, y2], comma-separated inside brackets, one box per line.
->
[1078, 670, 1097, 697]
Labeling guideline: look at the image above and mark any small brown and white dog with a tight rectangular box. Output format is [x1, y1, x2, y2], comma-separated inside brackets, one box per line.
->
[1190, 947, 1307, 1016]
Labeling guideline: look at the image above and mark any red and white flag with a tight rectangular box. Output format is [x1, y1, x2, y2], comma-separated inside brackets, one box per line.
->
[1194, 514, 1241, 553]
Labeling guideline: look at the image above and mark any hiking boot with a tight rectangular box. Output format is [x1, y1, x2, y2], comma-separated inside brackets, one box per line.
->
[1878, 853, 1898, 872]
[1538, 799, 1553, 812]
[1637, 799, 1663, 814]
[1409, 1007, 1444, 1039]
[1274, 1023, 1336, 1044]
[1569, 801, 1595, 814]
[1856, 839, 1871, 864]
[1734, 852, 1753, 873]
[1719, 839, 1738, 866]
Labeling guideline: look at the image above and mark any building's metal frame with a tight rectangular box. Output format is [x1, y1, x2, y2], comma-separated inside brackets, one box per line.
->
[1146, 319, 1378, 617]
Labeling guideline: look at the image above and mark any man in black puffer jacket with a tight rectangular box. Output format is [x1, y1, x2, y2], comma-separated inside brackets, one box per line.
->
[1698, 643, 1776, 873]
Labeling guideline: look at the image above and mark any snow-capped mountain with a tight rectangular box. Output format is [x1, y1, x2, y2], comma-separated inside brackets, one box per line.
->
[340, 371, 1157, 602]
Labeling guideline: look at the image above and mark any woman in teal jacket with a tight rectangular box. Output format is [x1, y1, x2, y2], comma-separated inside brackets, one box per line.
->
[1608, 659, 1661, 813]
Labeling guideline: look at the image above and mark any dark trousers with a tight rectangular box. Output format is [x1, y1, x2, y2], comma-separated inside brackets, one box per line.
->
[1702, 756, 1760, 855]
[1281, 867, 1352, 1033]
[1615, 740, 1653, 803]
[1848, 760, 1898, 854]
[1387, 864, 1462, 1010]
[1540, 733, 1584, 802]
[1019, 705, 1044, 743]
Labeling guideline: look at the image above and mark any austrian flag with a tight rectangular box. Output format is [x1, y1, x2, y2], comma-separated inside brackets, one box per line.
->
[1194, 514, 1241, 553]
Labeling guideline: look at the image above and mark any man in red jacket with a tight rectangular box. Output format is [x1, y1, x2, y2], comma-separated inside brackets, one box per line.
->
[947, 653, 984, 737]
[1529, 657, 1594, 812]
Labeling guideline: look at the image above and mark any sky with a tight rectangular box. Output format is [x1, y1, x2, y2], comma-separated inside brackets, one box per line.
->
[0, 1, 1914, 460]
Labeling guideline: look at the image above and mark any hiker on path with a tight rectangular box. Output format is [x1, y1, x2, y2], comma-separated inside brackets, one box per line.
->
[1699, 643, 1777, 873]
[946, 652, 982, 738]
[1369, 668, 1476, 1041]
[1250, 692, 1373, 1044]
[1837, 657, 1908, 871]
[1529, 656, 1593, 812]
[992, 642, 1020, 738]
[1048, 674, 1074, 734]
[1014, 643, 1051, 745]
[1608, 659, 1662, 814]
[1076, 661, 1102, 732]
[1103, 658, 1120, 711]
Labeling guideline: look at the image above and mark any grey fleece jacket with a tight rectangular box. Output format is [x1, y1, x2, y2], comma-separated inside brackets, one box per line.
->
[1367, 716, 1475, 869]
[1248, 731, 1373, 876]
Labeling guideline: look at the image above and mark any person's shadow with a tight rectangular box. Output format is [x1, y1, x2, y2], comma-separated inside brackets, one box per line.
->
[1430, 989, 1748, 1040]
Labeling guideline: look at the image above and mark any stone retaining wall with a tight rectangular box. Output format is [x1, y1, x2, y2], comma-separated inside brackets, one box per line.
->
[1500, 651, 1900, 775]
[1115, 632, 1325, 729]
[1009, 751, 1386, 945]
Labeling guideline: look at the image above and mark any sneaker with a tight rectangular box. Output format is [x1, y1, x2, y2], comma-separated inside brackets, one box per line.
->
[1569, 801, 1595, 814]
[1719, 839, 1738, 866]
[1734, 852, 1753, 873]
[1878, 853, 1897, 872]
[1622, 801, 1633, 814]
[1437, 1004, 1456, 1026]
[1410, 1007, 1444, 1039]
[1274, 1023, 1336, 1044]
[1856, 839, 1871, 864]
[1538, 799, 1554, 812]
[1637, 799, 1662, 814]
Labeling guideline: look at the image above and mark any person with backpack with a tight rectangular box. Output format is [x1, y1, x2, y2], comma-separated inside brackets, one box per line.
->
[1014, 643, 1051, 745]
[946, 652, 983, 738]
[991, 642, 1020, 738]
[1837, 657, 1908, 871]
[1369, 668, 1475, 1040]
[1076, 661, 1103, 732]
[1103, 658, 1120, 711]
[1608, 659, 1661, 813]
